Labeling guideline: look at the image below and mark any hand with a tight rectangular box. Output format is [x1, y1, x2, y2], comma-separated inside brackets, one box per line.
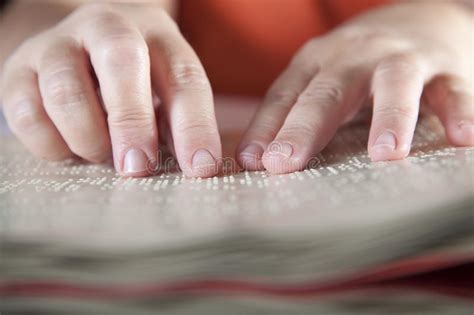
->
[1, 3, 221, 177]
[237, 1, 474, 173]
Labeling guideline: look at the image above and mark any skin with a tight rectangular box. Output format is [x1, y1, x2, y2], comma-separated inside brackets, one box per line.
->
[1, 1, 473, 178]
[237, 1, 474, 173]
[1, 0, 220, 177]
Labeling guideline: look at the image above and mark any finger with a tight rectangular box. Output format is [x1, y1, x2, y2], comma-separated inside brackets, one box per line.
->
[148, 11, 221, 177]
[236, 44, 320, 171]
[36, 38, 111, 163]
[157, 108, 176, 158]
[261, 72, 353, 174]
[368, 54, 426, 162]
[1, 65, 73, 160]
[423, 74, 474, 146]
[79, 8, 158, 177]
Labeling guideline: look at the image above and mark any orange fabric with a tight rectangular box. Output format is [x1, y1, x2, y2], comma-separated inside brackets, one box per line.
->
[179, 0, 392, 96]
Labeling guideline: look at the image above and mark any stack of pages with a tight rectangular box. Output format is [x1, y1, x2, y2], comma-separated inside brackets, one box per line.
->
[0, 100, 473, 314]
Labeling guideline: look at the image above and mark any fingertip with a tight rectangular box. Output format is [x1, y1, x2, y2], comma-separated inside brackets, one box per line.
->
[237, 143, 265, 171]
[368, 131, 410, 162]
[369, 146, 410, 162]
[262, 141, 304, 174]
[118, 148, 156, 178]
[185, 148, 219, 178]
[172, 127, 222, 178]
[446, 121, 474, 146]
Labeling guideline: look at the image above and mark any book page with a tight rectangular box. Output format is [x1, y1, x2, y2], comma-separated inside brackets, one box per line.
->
[0, 97, 473, 284]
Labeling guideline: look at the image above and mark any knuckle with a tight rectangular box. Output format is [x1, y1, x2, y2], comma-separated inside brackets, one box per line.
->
[107, 107, 154, 130]
[375, 53, 424, 78]
[281, 122, 317, 139]
[42, 67, 87, 110]
[6, 100, 44, 132]
[374, 104, 416, 121]
[297, 79, 344, 107]
[167, 63, 210, 92]
[249, 122, 278, 137]
[99, 38, 149, 70]
[174, 120, 213, 136]
[265, 88, 300, 108]
[38, 41, 89, 111]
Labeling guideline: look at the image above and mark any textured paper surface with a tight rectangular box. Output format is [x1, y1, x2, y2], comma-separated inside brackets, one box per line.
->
[0, 99, 473, 313]
[0, 103, 473, 274]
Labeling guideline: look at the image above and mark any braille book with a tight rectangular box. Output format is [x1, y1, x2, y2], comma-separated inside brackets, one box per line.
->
[0, 98, 473, 314]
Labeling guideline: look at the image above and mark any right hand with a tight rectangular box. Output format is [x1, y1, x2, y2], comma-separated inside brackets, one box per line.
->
[1, 3, 221, 177]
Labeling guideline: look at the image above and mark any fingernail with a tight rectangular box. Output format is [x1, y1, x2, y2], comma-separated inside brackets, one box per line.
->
[373, 131, 397, 151]
[192, 149, 216, 172]
[239, 143, 264, 170]
[267, 141, 293, 158]
[240, 143, 264, 160]
[123, 148, 148, 174]
[459, 121, 474, 133]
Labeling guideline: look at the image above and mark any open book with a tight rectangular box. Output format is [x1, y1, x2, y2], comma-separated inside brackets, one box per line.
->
[0, 98, 473, 314]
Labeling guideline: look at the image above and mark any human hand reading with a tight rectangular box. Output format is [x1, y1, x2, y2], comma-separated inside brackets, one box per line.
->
[1, 3, 221, 177]
[237, 1, 473, 173]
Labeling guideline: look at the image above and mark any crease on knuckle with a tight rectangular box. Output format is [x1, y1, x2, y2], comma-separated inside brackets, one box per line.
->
[174, 120, 213, 136]
[374, 104, 416, 121]
[99, 37, 148, 70]
[249, 122, 278, 138]
[298, 80, 344, 107]
[43, 68, 88, 110]
[107, 108, 154, 130]
[375, 53, 423, 79]
[265, 88, 300, 108]
[167, 63, 210, 92]
[281, 122, 317, 139]
[7, 99, 44, 132]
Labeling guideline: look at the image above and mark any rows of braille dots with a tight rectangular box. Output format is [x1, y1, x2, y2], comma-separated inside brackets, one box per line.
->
[0, 152, 373, 194]
[0, 116, 469, 195]
[2, 146, 467, 195]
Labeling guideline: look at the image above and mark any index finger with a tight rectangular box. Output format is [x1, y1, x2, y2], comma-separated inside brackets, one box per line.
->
[77, 6, 158, 177]
[146, 11, 221, 177]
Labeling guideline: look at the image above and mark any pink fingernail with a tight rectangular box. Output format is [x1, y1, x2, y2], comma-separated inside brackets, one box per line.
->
[123, 148, 148, 174]
[240, 143, 264, 159]
[267, 141, 293, 158]
[459, 121, 474, 133]
[239, 143, 264, 170]
[370, 131, 398, 162]
[192, 149, 216, 173]
[373, 131, 397, 151]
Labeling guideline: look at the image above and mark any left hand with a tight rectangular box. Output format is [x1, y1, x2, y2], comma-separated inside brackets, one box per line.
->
[237, 1, 474, 173]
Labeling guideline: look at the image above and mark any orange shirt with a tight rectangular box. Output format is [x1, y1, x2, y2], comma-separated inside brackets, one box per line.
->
[179, 0, 392, 96]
